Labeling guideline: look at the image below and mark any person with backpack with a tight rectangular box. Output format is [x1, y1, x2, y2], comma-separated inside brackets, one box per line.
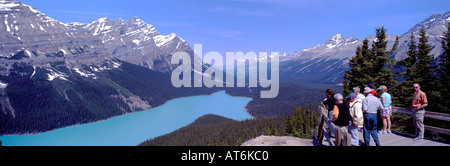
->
[347, 93, 364, 146]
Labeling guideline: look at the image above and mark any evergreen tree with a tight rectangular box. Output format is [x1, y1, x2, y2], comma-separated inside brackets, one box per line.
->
[371, 27, 398, 89]
[415, 25, 439, 112]
[395, 33, 418, 107]
[343, 39, 372, 96]
[395, 26, 438, 110]
[378, 36, 399, 89]
[416, 25, 437, 94]
[344, 27, 398, 96]
[437, 22, 450, 112]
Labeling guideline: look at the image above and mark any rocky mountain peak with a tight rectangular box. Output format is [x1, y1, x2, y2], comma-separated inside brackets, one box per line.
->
[325, 34, 345, 45]
[405, 11, 450, 37]
[324, 34, 360, 49]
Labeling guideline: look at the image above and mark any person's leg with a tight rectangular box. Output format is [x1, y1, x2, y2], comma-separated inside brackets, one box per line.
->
[377, 110, 382, 132]
[382, 117, 387, 133]
[413, 109, 419, 137]
[342, 126, 349, 146]
[369, 114, 381, 146]
[416, 109, 425, 139]
[349, 124, 359, 146]
[387, 106, 392, 133]
[387, 115, 391, 132]
[363, 114, 371, 146]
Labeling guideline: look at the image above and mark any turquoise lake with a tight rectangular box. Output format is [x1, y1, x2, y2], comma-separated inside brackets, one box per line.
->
[0, 91, 252, 146]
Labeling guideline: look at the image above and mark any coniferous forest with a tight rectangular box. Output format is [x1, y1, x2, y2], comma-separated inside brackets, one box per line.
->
[344, 24, 450, 114]
[152, 23, 450, 146]
[139, 107, 318, 146]
[343, 23, 450, 141]
[137, 78, 332, 146]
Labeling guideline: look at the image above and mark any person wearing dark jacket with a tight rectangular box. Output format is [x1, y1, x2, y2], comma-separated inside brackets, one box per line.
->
[331, 93, 351, 146]
[323, 89, 336, 119]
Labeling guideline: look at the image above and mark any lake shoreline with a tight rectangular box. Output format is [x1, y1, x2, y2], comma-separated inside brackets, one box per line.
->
[0, 90, 255, 144]
[0, 90, 221, 137]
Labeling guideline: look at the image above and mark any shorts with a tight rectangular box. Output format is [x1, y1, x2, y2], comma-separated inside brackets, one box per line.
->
[382, 105, 392, 117]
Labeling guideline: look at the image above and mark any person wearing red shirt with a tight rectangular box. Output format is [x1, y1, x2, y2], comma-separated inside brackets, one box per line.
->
[408, 83, 428, 141]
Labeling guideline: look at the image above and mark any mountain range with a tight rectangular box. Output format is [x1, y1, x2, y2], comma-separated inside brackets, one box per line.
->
[0, 0, 211, 135]
[280, 11, 450, 84]
[0, 0, 448, 135]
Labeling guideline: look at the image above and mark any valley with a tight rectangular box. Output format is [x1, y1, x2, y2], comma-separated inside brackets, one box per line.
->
[0, 0, 449, 146]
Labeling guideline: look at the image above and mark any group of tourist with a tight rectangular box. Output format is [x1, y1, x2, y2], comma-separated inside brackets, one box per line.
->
[323, 83, 428, 146]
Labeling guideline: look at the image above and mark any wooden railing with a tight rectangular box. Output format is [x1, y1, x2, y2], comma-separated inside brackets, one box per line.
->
[392, 107, 450, 135]
[314, 104, 351, 146]
[313, 105, 450, 146]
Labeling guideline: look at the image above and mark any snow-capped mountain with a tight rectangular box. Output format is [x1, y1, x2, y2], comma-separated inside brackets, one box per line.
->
[280, 11, 450, 84]
[281, 34, 362, 62]
[0, 0, 111, 64]
[0, 0, 211, 135]
[68, 16, 193, 73]
[395, 11, 450, 60]
[0, 0, 193, 76]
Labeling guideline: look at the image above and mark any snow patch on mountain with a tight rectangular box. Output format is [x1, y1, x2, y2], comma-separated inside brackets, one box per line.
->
[47, 68, 69, 81]
[73, 68, 97, 79]
[0, 0, 20, 11]
[0, 81, 7, 89]
[153, 33, 177, 47]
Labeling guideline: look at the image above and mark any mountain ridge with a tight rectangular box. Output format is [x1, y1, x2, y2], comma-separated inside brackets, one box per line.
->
[0, 0, 215, 135]
[280, 11, 450, 84]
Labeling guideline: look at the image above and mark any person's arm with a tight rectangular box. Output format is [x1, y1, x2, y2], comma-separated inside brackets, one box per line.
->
[381, 96, 386, 105]
[417, 104, 428, 110]
[356, 103, 363, 119]
[362, 98, 367, 113]
[323, 98, 328, 105]
[332, 105, 339, 122]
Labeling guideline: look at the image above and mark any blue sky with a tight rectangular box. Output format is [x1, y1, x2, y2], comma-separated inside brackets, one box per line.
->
[20, 0, 450, 54]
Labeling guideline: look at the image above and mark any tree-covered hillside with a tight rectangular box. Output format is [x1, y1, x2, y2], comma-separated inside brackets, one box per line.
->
[139, 107, 318, 146]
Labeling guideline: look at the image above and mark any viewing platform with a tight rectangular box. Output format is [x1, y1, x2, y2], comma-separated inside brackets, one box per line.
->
[314, 104, 450, 146]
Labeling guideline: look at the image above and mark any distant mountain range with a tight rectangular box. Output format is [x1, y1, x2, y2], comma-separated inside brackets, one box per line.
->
[280, 11, 450, 84]
[78, 16, 193, 73]
[0, 0, 211, 135]
[0, 0, 448, 135]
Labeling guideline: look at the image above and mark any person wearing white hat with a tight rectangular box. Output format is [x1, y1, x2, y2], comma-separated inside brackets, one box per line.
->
[353, 87, 365, 103]
[331, 93, 351, 146]
[362, 87, 384, 146]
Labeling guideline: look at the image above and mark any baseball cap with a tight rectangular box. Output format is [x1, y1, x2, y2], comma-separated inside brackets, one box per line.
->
[346, 93, 357, 99]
